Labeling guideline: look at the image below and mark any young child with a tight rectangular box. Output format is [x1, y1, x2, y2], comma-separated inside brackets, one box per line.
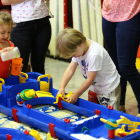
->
[56, 28, 121, 110]
[0, 11, 15, 79]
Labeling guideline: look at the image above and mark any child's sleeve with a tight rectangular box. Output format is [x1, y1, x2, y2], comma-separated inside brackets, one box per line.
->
[8, 40, 15, 47]
[72, 57, 77, 63]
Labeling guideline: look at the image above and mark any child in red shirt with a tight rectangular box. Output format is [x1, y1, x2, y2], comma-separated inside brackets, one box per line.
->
[0, 11, 15, 79]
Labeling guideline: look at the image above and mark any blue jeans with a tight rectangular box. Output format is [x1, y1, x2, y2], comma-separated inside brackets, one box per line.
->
[102, 12, 140, 113]
[10, 16, 51, 74]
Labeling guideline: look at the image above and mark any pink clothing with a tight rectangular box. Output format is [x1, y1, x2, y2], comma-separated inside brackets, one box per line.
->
[0, 40, 15, 79]
[102, 0, 140, 22]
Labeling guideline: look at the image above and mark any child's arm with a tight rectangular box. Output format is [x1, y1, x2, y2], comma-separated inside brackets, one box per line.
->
[57, 61, 78, 98]
[67, 71, 97, 104]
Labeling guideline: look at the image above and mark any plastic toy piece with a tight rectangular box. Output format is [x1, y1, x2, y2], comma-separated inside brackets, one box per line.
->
[108, 105, 113, 110]
[1, 47, 20, 61]
[0, 78, 5, 92]
[7, 134, 13, 140]
[130, 129, 140, 133]
[16, 93, 26, 106]
[64, 118, 70, 123]
[29, 129, 42, 140]
[66, 91, 73, 98]
[115, 125, 129, 137]
[81, 126, 90, 134]
[108, 129, 115, 139]
[16, 89, 37, 106]
[20, 89, 36, 100]
[115, 125, 140, 137]
[47, 132, 51, 140]
[37, 74, 51, 92]
[35, 91, 54, 98]
[11, 57, 23, 76]
[26, 104, 32, 109]
[95, 109, 101, 115]
[105, 119, 117, 139]
[49, 123, 57, 139]
[24, 130, 29, 135]
[54, 91, 73, 104]
[58, 97, 63, 110]
[12, 108, 19, 123]
[101, 116, 140, 130]
[19, 72, 28, 84]
[53, 94, 62, 104]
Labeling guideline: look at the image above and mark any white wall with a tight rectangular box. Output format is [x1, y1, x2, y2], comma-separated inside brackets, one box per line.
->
[48, 0, 103, 57]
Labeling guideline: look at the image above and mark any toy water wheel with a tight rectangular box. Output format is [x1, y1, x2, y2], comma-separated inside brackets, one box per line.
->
[0, 78, 5, 92]
[19, 72, 28, 83]
[37, 74, 51, 92]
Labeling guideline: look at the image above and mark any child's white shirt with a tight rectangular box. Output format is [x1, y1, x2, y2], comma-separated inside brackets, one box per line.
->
[72, 40, 120, 94]
[11, 0, 48, 23]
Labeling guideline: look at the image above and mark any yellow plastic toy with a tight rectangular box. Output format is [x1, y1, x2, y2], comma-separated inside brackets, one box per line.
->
[0, 78, 5, 92]
[25, 89, 35, 97]
[47, 132, 52, 140]
[115, 125, 140, 137]
[29, 129, 42, 140]
[36, 91, 54, 98]
[20, 89, 36, 100]
[37, 74, 51, 92]
[19, 72, 28, 83]
[100, 116, 140, 130]
[53, 91, 73, 104]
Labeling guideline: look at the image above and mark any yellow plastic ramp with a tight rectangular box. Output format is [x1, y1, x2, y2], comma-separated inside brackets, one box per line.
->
[0, 78, 5, 92]
[37, 74, 51, 92]
[29, 129, 42, 140]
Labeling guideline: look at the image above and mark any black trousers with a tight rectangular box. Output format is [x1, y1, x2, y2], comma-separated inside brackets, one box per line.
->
[10, 16, 52, 74]
[102, 12, 140, 112]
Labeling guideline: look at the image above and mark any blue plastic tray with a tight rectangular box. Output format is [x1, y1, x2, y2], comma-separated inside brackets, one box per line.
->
[0, 128, 36, 140]
[0, 72, 140, 140]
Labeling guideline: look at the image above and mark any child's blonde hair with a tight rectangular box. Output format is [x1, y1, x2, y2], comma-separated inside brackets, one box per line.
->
[56, 28, 86, 59]
[0, 11, 14, 26]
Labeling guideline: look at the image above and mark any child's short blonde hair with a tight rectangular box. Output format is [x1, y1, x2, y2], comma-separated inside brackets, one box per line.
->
[56, 28, 86, 59]
[0, 11, 14, 26]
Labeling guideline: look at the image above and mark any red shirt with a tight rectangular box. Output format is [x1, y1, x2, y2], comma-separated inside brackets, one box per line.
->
[102, 0, 140, 22]
[0, 40, 15, 79]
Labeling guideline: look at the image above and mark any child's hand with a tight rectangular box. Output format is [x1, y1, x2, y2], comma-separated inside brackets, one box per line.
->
[2, 47, 14, 52]
[66, 93, 79, 104]
[57, 88, 67, 98]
